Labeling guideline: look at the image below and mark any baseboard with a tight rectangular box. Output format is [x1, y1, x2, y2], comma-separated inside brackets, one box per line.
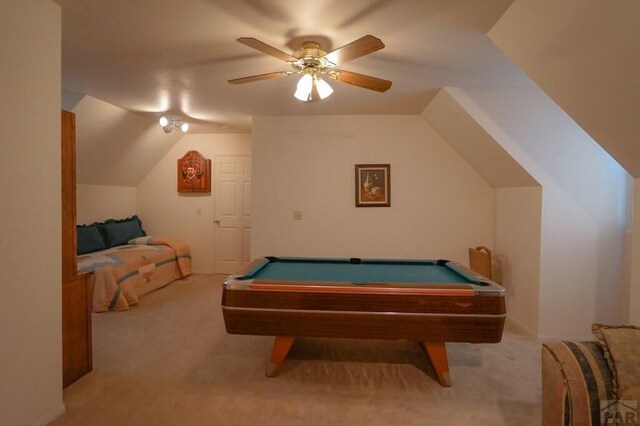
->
[33, 402, 66, 426]
[537, 332, 595, 342]
[191, 270, 214, 275]
[505, 316, 539, 339]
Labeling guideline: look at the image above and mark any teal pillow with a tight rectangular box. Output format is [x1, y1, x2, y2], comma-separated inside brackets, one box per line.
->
[77, 224, 108, 255]
[98, 216, 146, 247]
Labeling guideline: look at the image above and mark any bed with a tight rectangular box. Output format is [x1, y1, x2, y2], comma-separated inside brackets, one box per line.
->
[77, 216, 192, 312]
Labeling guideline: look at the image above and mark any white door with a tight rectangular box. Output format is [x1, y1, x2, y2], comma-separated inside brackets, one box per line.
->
[214, 156, 251, 274]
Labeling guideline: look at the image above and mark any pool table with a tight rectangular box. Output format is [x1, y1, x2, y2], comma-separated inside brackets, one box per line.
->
[221, 256, 506, 387]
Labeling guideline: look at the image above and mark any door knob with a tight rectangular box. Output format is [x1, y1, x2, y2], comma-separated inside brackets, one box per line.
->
[214, 219, 220, 225]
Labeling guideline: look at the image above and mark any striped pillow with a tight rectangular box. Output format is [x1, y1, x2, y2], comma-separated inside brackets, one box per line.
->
[592, 324, 640, 403]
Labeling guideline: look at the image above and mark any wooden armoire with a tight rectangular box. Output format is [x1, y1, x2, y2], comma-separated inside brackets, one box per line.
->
[61, 110, 93, 387]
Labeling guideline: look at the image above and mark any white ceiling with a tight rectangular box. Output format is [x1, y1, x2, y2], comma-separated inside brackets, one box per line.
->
[54, 0, 530, 133]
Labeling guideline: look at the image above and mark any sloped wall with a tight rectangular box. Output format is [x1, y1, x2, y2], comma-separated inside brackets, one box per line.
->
[489, 0, 640, 177]
[73, 95, 183, 186]
[251, 115, 495, 263]
[422, 89, 537, 188]
[450, 86, 630, 339]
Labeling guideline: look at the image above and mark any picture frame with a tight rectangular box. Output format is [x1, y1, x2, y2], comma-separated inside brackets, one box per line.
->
[355, 164, 390, 207]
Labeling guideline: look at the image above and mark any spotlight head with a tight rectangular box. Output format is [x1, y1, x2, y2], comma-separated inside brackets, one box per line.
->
[159, 115, 189, 133]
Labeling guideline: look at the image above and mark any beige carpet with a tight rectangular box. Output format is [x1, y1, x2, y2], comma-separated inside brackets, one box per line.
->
[51, 274, 542, 426]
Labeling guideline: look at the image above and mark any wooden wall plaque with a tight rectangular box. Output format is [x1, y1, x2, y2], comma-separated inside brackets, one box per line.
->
[177, 150, 211, 193]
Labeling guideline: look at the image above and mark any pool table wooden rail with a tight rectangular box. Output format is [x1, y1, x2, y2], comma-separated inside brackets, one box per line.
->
[222, 288, 505, 315]
[222, 304, 505, 342]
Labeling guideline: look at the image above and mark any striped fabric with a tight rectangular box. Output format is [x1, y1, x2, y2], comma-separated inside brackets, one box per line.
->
[542, 341, 616, 426]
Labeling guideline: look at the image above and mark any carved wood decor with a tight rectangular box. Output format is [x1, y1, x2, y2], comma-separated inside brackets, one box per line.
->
[177, 150, 211, 193]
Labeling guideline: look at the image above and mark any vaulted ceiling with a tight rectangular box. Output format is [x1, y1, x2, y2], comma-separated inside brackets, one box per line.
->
[54, 0, 527, 133]
[54, 0, 640, 178]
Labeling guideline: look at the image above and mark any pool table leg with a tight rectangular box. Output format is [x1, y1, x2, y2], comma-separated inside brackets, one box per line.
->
[420, 341, 451, 387]
[266, 336, 296, 377]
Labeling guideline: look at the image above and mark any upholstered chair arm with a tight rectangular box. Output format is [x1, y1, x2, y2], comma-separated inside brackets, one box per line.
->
[542, 341, 616, 426]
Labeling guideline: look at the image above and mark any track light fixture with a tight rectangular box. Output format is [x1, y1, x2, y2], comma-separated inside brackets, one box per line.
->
[159, 116, 189, 133]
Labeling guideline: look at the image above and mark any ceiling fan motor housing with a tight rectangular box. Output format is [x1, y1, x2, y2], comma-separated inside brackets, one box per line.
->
[290, 42, 334, 75]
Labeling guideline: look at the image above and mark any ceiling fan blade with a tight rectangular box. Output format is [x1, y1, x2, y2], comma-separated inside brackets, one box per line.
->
[228, 71, 289, 84]
[322, 35, 385, 65]
[236, 37, 296, 62]
[333, 70, 392, 92]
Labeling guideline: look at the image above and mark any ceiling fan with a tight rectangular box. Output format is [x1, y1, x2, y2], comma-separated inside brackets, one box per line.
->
[228, 35, 392, 102]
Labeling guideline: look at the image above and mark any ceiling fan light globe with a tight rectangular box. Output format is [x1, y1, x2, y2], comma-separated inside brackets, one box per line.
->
[162, 125, 173, 134]
[294, 87, 310, 101]
[180, 122, 189, 132]
[159, 116, 169, 127]
[294, 74, 313, 101]
[297, 73, 313, 91]
[315, 78, 334, 99]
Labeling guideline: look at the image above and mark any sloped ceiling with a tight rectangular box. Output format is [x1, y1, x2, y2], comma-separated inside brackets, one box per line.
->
[55, 0, 639, 184]
[62, 91, 84, 111]
[422, 89, 538, 188]
[72, 94, 183, 186]
[53, 0, 529, 133]
[488, 0, 640, 176]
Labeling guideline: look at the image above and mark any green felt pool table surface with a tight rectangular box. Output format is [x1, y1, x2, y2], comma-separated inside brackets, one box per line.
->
[241, 257, 484, 285]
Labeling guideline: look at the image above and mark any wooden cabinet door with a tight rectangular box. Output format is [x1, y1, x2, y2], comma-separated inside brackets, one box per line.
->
[61, 110, 77, 280]
[62, 273, 93, 388]
[61, 110, 93, 387]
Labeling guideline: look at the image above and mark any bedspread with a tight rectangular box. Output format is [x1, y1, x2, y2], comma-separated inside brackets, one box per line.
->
[78, 237, 192, 312]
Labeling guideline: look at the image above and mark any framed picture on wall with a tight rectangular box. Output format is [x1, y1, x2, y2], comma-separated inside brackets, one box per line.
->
[355, 164, 390, 207]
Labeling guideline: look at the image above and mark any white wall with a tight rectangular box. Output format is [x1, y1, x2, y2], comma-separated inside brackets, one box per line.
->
[0, 1, 65, 425]
[495, 187, 542, 336]
[251, 115, 495, 263]
[137, 133, 251, 273]
[422, 89, 543, 335]
[631, 178, 640, 325]
[77, 184, 137, 224]
[450, 87, 630, 339]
